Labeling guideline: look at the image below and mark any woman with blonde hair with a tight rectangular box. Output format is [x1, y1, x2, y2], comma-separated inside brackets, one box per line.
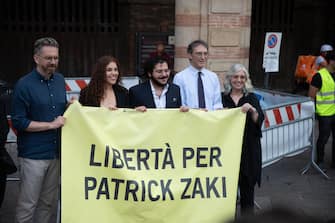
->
[222, 63, 264, 214]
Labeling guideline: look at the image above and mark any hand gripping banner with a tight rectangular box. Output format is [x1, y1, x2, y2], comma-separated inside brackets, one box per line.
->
[61, 101, 246, 223]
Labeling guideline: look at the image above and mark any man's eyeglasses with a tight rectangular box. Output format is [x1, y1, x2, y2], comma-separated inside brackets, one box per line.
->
[39, 56, 59, 62]
[194, 52, 208, 58]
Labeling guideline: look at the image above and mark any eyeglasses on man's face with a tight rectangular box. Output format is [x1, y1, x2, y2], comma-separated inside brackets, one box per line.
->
[193, 52, 208, 58]
[39, 55, 59, 62]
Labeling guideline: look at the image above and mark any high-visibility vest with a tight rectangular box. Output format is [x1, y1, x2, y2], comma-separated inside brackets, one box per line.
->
[316, 68, 335, 116]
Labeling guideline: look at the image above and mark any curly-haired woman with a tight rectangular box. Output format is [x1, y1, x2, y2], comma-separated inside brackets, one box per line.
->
[79, 56, 129, 108]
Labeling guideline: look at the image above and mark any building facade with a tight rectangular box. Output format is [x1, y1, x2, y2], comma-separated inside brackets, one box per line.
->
[0, 0, 334, 91]
[174, 0, 251, 87]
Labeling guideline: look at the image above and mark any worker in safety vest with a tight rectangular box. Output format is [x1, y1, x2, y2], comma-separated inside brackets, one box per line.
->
[308, 51, 335, 170]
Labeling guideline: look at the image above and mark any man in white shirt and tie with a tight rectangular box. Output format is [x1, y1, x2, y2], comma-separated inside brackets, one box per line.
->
[173, 40, 223, 110]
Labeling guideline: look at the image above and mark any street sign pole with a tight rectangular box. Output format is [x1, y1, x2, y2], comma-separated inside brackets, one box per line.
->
[264, 72, 269, 89]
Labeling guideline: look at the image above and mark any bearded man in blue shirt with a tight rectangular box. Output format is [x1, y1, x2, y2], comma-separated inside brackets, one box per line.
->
[11, 37, 66, 223]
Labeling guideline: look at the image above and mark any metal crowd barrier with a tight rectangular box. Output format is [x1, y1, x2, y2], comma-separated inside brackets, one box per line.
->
[257, 89, 329, 179]
[261, 113, 312, 166]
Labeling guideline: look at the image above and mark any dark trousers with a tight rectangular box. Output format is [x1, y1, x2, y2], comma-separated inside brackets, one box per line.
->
[239, 174, 255, 213]
[316, 115, 335, 165]
[0, 174, 6, 208]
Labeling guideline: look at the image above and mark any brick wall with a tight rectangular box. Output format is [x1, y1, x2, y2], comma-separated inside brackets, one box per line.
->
[174, 0, 252, 88]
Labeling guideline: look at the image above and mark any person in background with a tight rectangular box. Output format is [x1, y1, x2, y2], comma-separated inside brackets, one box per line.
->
[315, 44, 333, 70]
[309, 51, 335, 170]
[149, 41, 172, 66]
[0, 94, 9, 208]
[11, 37, 67, 222]
[173, 40, 223, 111]
[305, 44, 333, 85]
[129, 57, 182, 110]
[222, 63, 264, 214]
[79, 56, 129, 109]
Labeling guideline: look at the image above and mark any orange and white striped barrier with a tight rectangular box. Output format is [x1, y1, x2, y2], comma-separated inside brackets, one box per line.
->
[65, 78, 90, 93]
[65, 78, 90, 100]
[263, 103, 301, 128]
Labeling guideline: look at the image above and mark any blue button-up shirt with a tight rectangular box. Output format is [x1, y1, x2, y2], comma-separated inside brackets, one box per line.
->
[173, 65, 223, 110]
[11, 69, 67, 159]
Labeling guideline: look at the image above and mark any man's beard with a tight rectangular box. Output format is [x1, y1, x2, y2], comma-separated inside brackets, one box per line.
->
[44, 65, 57, 74]
[151, 77, 168, 87]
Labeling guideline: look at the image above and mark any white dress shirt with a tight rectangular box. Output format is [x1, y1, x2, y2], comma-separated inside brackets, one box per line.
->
[173, 65, 223, 110]
[150, 80, 169, 108]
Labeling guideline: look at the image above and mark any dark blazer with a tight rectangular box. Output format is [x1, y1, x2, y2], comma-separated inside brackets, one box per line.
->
[129, 81, 181, 108]
[79, 84, 129, 108]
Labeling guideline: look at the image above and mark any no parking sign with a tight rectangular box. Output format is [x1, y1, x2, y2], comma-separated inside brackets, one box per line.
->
[262, 32, 282, 72]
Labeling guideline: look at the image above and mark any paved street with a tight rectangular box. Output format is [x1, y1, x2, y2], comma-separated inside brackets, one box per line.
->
[255, 148, 335, 222]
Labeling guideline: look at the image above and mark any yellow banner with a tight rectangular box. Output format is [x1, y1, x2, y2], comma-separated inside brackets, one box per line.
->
[62, 101, 246, 223]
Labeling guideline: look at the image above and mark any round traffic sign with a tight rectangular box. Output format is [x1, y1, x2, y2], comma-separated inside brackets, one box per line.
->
[267, 34, 278, 48]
